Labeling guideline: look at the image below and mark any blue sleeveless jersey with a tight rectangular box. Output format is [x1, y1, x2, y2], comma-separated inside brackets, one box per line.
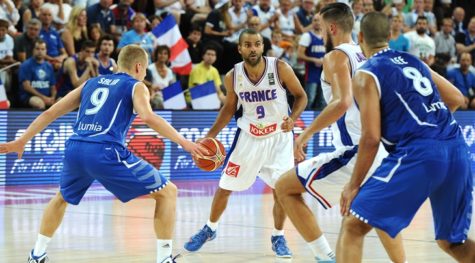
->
[69, 72, 138, 146]
[95, 53, 115, 75]
[358, 49, 461, 151]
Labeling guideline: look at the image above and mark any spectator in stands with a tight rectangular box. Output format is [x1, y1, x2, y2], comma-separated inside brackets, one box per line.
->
[186, 24, 203, 65]
[447, 52, 475, 109]
[154, 0, 185, 24]
[22, 0, 43, 32]
[18, 39, 56, 109]
[147, 45, 176, 109]
[61, 6, 88, 56]
[42, 0, 72, 30]
[187, 45, 225, 106]
[247, 15, 271, 55]
[148, 14, 161, 30]
[452, 7, 465, 36]
[117, 13, 155, 61]
[435, 18, 457, 63]
[404, 16, 435, 65]
[95, 34, 116, 75]
[39, 6, 68, 70]
[297, 13, 325, 110]
[56, 40, 98, 97]
[351, 0, 364, 41]
[250, 0, 278, 40]
[404, 0, 436, 34]
[0, 19, 16, 92]
[275, 0, 295, 41]
[15, 18, 42, 62]
[0, 0, 20, 34]
[455, 16, 475, 65]
[111, 0, 135, 42]
[184, 0, 211, 25]
[88, 23, 103, 49]
[225, 0, 247, 44]
[389, 13, 410, 52]
[294, 0, 315, 34]
[86, 0, 115, 34]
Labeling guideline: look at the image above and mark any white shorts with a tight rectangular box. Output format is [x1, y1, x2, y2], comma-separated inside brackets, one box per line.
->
[296, 145, 388, 209]
[220, 130, 294, 191]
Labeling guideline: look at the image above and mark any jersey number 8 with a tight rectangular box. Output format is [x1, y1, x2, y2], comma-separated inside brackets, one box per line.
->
[85, 88, 109, 115]
[402, 67, 433, 96]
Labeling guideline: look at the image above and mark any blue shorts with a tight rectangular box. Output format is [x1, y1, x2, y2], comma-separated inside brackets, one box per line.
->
[351, 138, 473, 243]
[60, 140, 168, 205]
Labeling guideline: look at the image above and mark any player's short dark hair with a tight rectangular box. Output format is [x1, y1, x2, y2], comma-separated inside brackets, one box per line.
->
[319, 3, 354, 33]
[416, 16, 428, 24]
[360, 12, 390, 48]
[238, 28, 262, 45]
[80, 40, 97, 51]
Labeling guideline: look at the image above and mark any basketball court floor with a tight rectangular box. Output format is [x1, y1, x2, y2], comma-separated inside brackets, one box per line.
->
[2, 179, 474, 262]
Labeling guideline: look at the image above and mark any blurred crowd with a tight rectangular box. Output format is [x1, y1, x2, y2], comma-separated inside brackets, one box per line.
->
[0, 0, 474, 110]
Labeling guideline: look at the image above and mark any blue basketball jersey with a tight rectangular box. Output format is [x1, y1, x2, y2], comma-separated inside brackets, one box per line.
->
[69, 72, 138, 146]
[95, 53, 115, 75]
[358, 49, 461, 150]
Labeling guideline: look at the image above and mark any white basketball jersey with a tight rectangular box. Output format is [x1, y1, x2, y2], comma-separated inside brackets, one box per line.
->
[321, 43, 367, 148]
[233, 57, 289, 138]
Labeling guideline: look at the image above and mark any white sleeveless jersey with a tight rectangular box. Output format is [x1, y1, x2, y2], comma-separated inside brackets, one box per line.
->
[321, 43, 367, 148]
[233, 56, 289, 138]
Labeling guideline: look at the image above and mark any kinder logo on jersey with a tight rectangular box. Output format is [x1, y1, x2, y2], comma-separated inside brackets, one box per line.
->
[225, 162, 240, 177]
[250, 123, 277, 136]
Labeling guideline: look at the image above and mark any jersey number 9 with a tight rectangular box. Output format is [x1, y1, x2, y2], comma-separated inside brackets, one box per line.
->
[85, 88, 109, 115]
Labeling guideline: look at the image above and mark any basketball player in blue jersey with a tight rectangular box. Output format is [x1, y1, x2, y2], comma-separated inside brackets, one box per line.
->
[0, 45, 205, 263]
[338, 12, 475, 262]
[184, 28, 307, 258]
[275, 3, 406, 262]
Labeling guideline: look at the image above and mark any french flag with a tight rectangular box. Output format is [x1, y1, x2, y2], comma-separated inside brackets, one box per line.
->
[162, 81, 187, 109]
[0, 79, 9, 109]
[152, 15, 192, 75]
[190, 80, 221, 109]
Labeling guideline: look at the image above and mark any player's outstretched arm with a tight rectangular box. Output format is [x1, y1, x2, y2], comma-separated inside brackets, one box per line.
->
[206, 70, 238, 138]
[340, 71, 381, 216]
[428, 67, 465, 112]
[133, 82, 206, 157]
[0, 83, 83, 159]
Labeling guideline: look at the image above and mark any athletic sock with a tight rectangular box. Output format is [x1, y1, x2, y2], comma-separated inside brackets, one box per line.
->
[156, 239, 172, 263]
[33, 234, 51, 257]
[206, 219, 218, 231]
[307, 234, 335, 259]
[272, 228, 284, 236]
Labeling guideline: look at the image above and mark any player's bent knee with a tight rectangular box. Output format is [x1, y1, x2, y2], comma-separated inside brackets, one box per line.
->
[342, 216, 372, 236]
[150, 182, 177, 200]
[216, 187, 232, 197]
[436, 240, 460, 254]
[275, 169, 304, 197]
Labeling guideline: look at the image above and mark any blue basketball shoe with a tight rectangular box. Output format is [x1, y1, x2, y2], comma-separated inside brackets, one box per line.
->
[184, 225, 216, 252]
[28, 250, 48, 263]
[271, 235, 292, 258]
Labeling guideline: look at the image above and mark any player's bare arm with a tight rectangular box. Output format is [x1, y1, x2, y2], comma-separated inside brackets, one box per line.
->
[206, 70, 238, 138]
[0, 83, 84, 159]
[65, 58, 92, 88]
[428, 67, 465, 112]
[277, 60, 307, 133]
[340, 71, 381, 216]
[294, 51, 352, 161]
[133, 82, 205, 157]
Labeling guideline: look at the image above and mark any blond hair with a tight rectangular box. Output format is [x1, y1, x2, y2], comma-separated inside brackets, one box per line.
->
[66, 6, 88, 42]
[117, 45, 148, 70]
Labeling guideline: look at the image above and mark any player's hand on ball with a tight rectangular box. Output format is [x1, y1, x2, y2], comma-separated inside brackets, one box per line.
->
[0, 139, 26, 159]
[182, 140, 208, 159]
[294, 136, 307, 162]
[281, 116, 294, 132]
[340, 183, 359, 216]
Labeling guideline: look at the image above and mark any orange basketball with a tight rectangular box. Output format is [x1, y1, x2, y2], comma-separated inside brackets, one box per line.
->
[193, 138, 226, 171]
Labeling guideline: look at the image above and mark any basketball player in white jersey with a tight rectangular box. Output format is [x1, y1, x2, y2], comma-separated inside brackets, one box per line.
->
[184, 28, 307, 258]
[274, 3, 406, 262]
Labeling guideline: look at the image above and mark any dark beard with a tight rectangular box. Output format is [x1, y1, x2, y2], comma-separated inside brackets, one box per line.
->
[244, 55, 262, 67]
[325, 32, 334, 53]
[416, 28, 426, 35]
